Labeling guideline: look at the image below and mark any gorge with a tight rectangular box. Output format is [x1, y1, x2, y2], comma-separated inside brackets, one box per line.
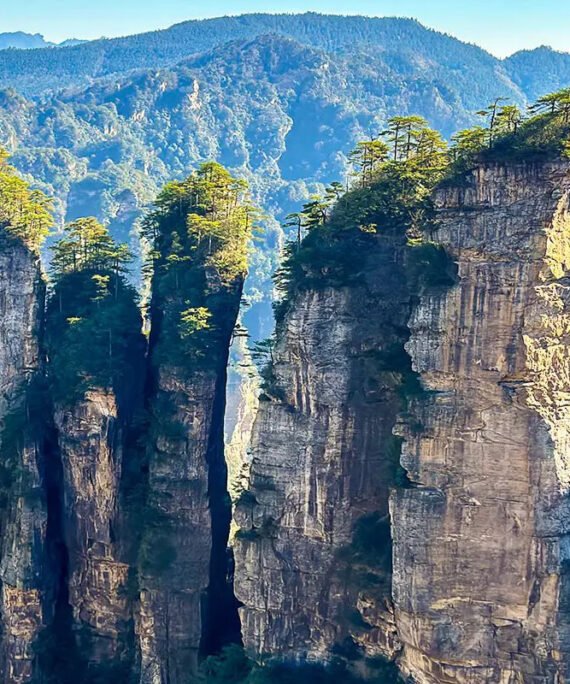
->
[1, 84, 570, 684]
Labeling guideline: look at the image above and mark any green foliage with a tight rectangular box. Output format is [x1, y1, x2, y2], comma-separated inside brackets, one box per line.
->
[193, 645, 401, 684]
[46, 219, 142, 404]
[275, 117, 448, 309]
[0, 147, 53, 250]
[139, 528, 178, 576]
[135, 499, 178, 577]
[449, 89, 570, 172]
[143, 162, 257, 368]
[50, 216, 132, 279]
[404, 240, 458, 294]
[195, 645, 253, 683]
[349, 513, 393, 569]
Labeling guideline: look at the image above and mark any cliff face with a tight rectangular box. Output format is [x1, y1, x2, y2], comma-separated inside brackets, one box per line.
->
[391, 161, 570, 683]
[0, 232, 50, 683]
[138, 277, 244, 684]
[233, 159, 570, 683]
[53, 390, 133, 666]
[233, 236, 410, 663]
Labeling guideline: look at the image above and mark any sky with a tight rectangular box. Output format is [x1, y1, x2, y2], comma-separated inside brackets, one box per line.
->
[1, 0, 569, 57]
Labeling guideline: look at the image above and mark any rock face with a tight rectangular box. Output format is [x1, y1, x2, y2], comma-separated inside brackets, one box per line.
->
[234, 160, 570, 683]
[0, 231, 50, 683]
[233, 236, 410, 662]
[53, 390, 133, 666]
[138, 277, 244, 684]
[391, 161, 570, 683]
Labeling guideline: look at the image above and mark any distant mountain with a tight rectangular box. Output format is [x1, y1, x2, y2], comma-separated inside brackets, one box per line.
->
[0, 15, 568, 337]
[0, 13, 566, 98]
[504, 46, 570, 101]
[0, 32, 50, 50]
[0, 31, 87, 51]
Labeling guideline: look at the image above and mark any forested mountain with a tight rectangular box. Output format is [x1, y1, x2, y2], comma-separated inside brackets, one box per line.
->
[0, 15, 569, 337]
[0, 32, 83, 50]
[504, 46, 570, 100]
[0, 13, 569, 97]
[0, 33, 50, 50]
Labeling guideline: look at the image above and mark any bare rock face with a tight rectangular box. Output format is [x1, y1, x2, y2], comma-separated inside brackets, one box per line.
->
[54, 390, 132, 664]
[391, 161, 570, 683]
[137, 369, 221, 684]
[138, 281, 243, 684]
[233, 238, 409, 662]
[0, 231, 49, 683]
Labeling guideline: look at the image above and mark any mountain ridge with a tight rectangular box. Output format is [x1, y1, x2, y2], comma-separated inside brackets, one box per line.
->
[0, 31, 85, 50]
[0, 13, 568, 98]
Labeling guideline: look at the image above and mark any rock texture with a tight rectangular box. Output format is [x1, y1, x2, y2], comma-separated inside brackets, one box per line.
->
[138, 278, 244, 684]
[391, 161, 570, 683]
[0, 231, 50, 683]
[53, 390, 133, 665]
[233, 236, 409, 662]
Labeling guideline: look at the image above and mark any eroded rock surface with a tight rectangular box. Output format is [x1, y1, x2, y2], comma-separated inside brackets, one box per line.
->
[391, 161, 570, 683]
[54, 390, 132, 665]
[234, 237, 409, 662]
[0, 231, 50, 683]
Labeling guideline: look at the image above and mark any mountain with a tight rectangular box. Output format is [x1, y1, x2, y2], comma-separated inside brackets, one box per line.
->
[0, 32, 51, 50]
[0, 13, 568, 98]
[504, 46, 570, 100]
[0, 31, 85, 50]
[0, 15, 569, 339]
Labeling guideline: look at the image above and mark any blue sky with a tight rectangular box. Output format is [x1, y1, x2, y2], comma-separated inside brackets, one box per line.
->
[2, 0, 569, 57]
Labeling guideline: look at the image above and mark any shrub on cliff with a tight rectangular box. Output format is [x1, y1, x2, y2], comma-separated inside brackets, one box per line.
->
[449, 89, 570, 171]
[194, 644, 402, 683]
[46, 217, 143, 404]
[142, 162, 259, 369]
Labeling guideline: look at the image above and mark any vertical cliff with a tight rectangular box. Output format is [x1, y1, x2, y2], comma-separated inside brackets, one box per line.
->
[43, 221, 146, 679]
[137, 163, 252, 683]
[0, 229, 50, 683]
[391, 160, 570, 683]
[233, 229, 412, 664]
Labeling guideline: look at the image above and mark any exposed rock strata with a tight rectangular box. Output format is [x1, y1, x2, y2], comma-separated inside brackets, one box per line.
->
[138, 278, 244, 684]
[391, 161, 570, 683]
[233, 237, 409, 662]
[0, 231, 49, 683]
[53, 390, 133, 665]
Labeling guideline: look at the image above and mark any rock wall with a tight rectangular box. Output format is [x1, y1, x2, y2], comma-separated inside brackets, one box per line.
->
[53, 390, 133, 666]
[138, 279, 244, 684]
[0, 231, 50, 683]
[233, 236, 409, 663]
[391, 161, 570, 683]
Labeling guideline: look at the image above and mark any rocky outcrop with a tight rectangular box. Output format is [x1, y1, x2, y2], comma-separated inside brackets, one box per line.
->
[391, 161, 570, 683]
[233, 235, 410, 663]
[53, 390, 133, 666]
[138, 278, 244, 684]
[0, 230, 50, 683]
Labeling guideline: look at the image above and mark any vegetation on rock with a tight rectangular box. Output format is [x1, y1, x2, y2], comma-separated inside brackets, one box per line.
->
[194, 644, 401, 684]
[46, 216, 142, 404]
[143, 161, 258, 369]
[0, 146, 52, 251]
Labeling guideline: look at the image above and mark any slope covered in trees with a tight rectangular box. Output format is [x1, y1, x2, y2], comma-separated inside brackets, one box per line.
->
[0, 13, 567, 97]
[0, 25, 567, 341]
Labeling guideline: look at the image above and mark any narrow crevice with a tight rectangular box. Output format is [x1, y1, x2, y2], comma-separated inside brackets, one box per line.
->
[34, 419, 83, 684]
[201, 337, 243, 656]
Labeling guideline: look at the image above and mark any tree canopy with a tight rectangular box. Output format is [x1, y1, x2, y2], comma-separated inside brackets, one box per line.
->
[0, 147, 53, 251]
[46, 218, 141, 403]
[143, 162, 258, 366]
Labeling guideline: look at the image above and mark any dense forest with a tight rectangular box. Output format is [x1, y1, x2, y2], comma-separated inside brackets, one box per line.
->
[0, 13, 568, 97]
[0, 17, 568, 346]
